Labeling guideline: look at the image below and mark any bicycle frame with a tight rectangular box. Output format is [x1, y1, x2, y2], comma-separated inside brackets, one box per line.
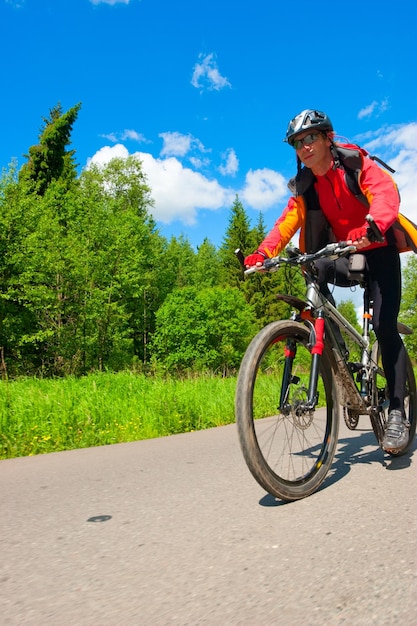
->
[276, 257, 375, 417]
[309, 288, 370, 413]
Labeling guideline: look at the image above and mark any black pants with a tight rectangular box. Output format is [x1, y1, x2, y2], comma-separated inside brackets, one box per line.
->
[315, 246, 407, 413]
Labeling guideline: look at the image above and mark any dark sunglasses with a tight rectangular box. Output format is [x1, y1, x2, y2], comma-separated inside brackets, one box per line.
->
[292, 133, 321, 150]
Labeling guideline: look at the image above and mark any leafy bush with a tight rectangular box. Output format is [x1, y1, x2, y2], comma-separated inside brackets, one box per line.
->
[150, 286, 258, 374]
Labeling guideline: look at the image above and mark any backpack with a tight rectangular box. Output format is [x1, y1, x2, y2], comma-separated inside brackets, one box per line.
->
[288, 144, 417, 254]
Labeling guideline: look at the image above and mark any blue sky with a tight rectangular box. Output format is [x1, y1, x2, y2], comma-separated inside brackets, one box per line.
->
[1, 0, 417, 257]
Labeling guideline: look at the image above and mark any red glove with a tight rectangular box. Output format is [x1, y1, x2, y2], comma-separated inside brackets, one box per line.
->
[244, 251, 266, 266]
[346, 225, 368, 242]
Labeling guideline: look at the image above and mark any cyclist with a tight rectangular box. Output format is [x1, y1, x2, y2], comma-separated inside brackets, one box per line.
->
[245, 109, 412, 453]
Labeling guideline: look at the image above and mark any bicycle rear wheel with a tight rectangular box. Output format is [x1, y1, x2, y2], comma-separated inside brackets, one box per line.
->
[370, 341, 417, 455]
[235, 320, 339, 501]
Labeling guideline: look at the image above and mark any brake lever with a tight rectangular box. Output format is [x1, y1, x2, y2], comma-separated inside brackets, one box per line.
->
[234, 248, 246, 269]
[365, 214, 385, 243]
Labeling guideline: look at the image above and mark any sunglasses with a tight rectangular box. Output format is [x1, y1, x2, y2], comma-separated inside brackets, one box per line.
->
[292, 133, 321, 150]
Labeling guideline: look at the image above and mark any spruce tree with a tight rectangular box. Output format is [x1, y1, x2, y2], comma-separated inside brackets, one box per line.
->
[219, 195, 254, 287]
[19, 102, 81, 196]
[192, 238, 223, 288]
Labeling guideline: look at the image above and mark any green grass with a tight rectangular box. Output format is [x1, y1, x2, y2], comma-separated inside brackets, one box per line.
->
[0, 372, 237, 459]
[3, 366, 415, 460]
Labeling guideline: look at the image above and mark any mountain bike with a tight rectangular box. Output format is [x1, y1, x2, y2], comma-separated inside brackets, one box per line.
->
[235, 227, 416, 502]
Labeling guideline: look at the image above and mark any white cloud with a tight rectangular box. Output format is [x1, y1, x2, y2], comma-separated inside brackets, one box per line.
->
[219, 148, 239, 177]
[191, 53, 231, 92]
[87, 144, 288, 225]
[358, 102, 378, 119]
[159, 132, 191, 157]
[189, 156, 211, 169]
[87, 145, 234, 224]
[358, 99, 390, 119]
[87, 143, 129, 167]
[363, 123, 417, 153]
[362, 123, 417, 224]
[87, 145, 289, 223]
[86, 122, 417, 231]
[136, 153, 235, 224]
[100, 129, 150, 143]
[241, 168, 288, 210]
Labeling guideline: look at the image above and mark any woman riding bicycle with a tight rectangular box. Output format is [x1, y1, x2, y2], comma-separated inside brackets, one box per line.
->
[244, 109, 416, 453]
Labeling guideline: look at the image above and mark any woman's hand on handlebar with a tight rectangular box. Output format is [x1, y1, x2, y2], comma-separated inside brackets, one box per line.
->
[347, 236, 371, 250]
[244, 251, 266, 268]
[346, 226, 371, 250]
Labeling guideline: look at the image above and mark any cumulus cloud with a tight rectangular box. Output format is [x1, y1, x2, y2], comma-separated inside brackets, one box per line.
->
[88, 141, 288, 223]
[87, 140, 287, 224]
[86, 122, 417, 230]
[136, 153, 235, 224]
[159, 131, 206, 158]
[191, 53, 231, 92]
[241, 168, 288, 210]
[87, 145, 234, 224]
[87, 143, 129, 166]
[219, 148, 239, 177]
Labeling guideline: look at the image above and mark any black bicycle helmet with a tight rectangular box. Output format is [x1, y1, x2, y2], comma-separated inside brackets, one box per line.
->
[285, 109, 333, 145]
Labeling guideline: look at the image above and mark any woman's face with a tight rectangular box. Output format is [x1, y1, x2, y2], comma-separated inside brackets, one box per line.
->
[294, 131, 332, 174]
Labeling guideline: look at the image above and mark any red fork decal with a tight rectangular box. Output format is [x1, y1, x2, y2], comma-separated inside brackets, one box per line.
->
[311, 317, 325, 355]
[284, 346, 296, 358]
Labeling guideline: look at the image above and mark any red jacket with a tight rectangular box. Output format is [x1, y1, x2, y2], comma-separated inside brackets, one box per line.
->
[258, 144, 417, 257]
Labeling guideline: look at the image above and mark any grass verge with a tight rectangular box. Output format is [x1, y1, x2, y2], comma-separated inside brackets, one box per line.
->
[0, 372, 236, 459]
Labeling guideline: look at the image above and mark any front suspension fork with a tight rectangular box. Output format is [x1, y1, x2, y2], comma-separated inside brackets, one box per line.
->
[307, 312, 325, 409]
[279, 340, 296, 410]
[280, 313, 325, 412]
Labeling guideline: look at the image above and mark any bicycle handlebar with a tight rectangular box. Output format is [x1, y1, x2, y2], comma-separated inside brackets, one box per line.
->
[240, 215, 385, 276]
[243, 241, 356, 275]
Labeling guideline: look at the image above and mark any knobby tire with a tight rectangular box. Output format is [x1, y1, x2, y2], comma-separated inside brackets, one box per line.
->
[235, 320, 339, 501]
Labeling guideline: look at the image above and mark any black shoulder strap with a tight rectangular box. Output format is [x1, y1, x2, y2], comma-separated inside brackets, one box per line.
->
[335, 147, 370, 208]
[343, 166, 369, 208]
[287, 166, 315, 196]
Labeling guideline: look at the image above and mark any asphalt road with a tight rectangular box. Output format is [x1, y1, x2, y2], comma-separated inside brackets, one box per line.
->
[1, 411, 416, 625]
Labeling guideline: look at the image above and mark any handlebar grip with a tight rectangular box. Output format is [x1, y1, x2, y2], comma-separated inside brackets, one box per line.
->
[365, 214, 385, 243]
[234, 248, 246, 269]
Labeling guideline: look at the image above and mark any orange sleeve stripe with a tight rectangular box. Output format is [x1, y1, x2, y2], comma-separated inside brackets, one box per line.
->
[262, 197, 305, 258]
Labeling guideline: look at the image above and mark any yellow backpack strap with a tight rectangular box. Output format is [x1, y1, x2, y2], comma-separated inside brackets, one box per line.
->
[393, 213, 417, 253]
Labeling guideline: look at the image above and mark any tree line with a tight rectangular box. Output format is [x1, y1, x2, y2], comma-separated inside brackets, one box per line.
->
[1, 103, 415, 377]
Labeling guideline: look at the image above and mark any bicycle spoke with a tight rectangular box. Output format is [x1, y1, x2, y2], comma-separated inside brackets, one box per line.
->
[236, 321, 339, 500]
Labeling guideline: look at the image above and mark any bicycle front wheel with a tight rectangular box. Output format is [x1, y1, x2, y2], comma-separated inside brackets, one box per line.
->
[235, 320, 339, 501]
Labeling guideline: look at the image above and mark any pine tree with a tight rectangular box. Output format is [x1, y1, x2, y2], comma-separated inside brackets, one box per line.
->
[251, 211, 268, 246]
[192, 238, 223, 288]
[219, 195, 254, 287]
[163, 235, 196, 290]
[19, 102, 81, 196]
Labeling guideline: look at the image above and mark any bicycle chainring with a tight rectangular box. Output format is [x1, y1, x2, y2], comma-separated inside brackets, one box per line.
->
[343, 407, 360, 430]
